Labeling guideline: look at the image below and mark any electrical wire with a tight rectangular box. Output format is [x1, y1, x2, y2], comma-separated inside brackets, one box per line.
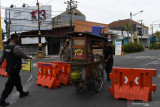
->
[30, 0, 37, 5]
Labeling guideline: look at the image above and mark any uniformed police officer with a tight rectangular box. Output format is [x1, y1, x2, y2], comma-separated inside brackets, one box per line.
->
[0, 33, 32, 106]
[104, 39, 113, 81]
[59, 38, 71, 62]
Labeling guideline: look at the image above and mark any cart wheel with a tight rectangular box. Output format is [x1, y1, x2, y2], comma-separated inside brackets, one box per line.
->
[72, 81, 80, 94]
[93, 68, 103, 93]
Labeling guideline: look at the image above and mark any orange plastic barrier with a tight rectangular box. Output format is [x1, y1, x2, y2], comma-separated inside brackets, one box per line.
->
[36, 62, 60, 88]
[109, 67, 156, 102]
[51, 61, 66, 74]
[36, 62, 45, 86]
[0, 60, 8, 77]
[51, 61, 71, 85]
[47, 64, 60, 88]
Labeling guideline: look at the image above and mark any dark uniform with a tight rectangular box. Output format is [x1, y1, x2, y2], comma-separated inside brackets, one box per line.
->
[104, 45, 113, 81]
[0, 34, 31, 106]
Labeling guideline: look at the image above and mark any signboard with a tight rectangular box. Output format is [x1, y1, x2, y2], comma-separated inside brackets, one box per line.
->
[72, 48, 85, 58]
[115, 41, 122, 56]
[108, 35, 111, 41]
[21, 37, 46, 44]
[21, 59, 31, 71]
[5, 5, 52, 32]
[75, 49, 84, 57]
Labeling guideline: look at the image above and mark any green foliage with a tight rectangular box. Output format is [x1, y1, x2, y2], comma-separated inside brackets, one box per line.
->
[125, 23, 130, 31]
[1, 29, 6, 40]
[111, 42, 144, 55]
[149, 42, 160, 50]
[156, 31, 160, 38]
[125, 23, 130, 43]
[123, 42, 144, 53]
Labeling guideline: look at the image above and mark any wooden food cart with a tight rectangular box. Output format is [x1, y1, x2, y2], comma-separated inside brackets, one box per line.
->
[67, 32, 105, 94]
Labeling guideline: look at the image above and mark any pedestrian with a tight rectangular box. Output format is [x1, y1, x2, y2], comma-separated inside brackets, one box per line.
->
[104, 39, 113, 81]
[59, 38, 71, 62]
[0, 33, 32, 106]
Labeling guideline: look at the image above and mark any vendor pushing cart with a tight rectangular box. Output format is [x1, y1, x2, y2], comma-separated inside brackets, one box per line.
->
[67, 32, 106, 94]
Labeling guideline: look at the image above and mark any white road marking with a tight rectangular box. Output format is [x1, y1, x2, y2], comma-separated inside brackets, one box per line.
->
[33, 63, 37, 67]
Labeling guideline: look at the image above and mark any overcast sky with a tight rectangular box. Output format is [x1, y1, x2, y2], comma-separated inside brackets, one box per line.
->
[1, 0, 160, 34]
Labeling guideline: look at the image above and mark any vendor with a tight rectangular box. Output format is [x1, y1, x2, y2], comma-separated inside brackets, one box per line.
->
[104, 39, 113, 81]
[59, 38, 71, 62]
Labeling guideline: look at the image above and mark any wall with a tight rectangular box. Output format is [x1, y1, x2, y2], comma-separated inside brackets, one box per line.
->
[21, 45, 46, 56]
[74, 20, 109, 33]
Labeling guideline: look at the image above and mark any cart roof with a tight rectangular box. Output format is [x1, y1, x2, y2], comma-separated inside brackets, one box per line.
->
[66, 32, 107, 39]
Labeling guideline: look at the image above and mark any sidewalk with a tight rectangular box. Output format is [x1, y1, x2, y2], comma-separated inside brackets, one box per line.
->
[32, 54, 59, 59]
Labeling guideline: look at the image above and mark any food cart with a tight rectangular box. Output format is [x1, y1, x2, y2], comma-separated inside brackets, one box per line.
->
[67, 32, 105, 94]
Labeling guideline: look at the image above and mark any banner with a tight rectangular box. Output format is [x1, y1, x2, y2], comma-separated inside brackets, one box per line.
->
[5, 5, 52, 32]
[115, 41, 122, 56]
[21, 59, 31, 71]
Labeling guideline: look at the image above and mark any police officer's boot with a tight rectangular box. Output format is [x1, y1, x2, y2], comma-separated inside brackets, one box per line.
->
[19, 91, 29, 98]
[0, 97, 9, 106]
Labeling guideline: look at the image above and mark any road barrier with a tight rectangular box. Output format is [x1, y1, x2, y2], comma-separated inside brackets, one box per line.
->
[0, 60, 8, 77]
[36, 62, 61, 88]
[37, 61, 71, 88]
[109, 67, 156, 102]
[51, 61, 71, 85]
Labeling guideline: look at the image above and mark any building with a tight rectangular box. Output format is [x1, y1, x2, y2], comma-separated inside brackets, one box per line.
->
[108, 19, 150, 47]
[20, 9, 109, 56]
[52, 8, 86, 28]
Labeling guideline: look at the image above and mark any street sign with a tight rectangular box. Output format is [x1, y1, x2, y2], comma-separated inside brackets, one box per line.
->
[115, 40, 122, 56]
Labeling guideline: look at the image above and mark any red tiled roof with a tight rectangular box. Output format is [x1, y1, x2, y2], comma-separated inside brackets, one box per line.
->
[108, 19, 141, 27]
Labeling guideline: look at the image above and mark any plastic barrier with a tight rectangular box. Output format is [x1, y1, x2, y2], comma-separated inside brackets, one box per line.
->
[109, 67, 156, 102]
[36, 62, 45, 86]
[51, 61, 71, 85]
[36, 62, 60, 88]
[48, 64, 60, 88]
[51, 61, 67, 74]
[0, 60, 8, 77]
[65, 64, 71, 85]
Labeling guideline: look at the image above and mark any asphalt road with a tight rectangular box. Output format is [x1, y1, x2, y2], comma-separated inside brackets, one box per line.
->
[0, 49, 160, 107]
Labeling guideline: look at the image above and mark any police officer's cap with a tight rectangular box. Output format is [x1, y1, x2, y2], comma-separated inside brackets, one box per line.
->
[64, 38, 69, 45]
[64, 38, 69, 42]
[10, 34, 20, 40]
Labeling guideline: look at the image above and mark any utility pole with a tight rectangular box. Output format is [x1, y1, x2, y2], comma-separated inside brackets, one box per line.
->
[64, 0, 78, 32]
[152, 20, 160, 37]
[140, 20, 143, 44]
[8, 11, 11, 39]
[130, 12, 132, 42]
[0, 2, 3, 50]
[4, 10, 11, 40]
[36, 0, 45, 59]
[130, 10, 143, 42]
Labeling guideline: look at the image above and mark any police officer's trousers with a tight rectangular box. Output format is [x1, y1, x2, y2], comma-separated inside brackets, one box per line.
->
[1, 71, 23, 100]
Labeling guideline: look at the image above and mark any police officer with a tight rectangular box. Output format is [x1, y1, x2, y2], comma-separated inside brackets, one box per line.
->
[0, 33, 32, 106]
[59, 38, 71, 62]
[104, 39, 113, 81]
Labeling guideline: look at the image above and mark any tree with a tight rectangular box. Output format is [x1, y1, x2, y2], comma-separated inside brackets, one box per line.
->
[125, 23, 130, 43]
[156, 31, 160, 43]
[1, 28, 6, 40]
